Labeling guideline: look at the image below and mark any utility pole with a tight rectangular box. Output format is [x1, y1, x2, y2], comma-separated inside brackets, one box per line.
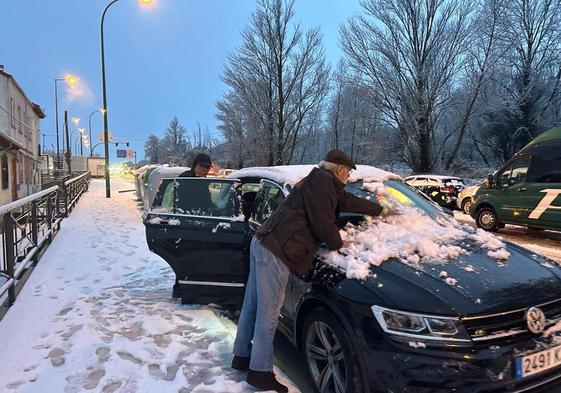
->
[64, 111, 72, 174]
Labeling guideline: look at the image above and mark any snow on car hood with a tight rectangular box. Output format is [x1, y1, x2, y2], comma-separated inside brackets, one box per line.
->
[320, 182, 511, 280]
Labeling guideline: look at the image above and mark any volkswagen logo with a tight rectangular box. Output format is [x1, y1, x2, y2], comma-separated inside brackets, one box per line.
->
[525, 307, 546, 334]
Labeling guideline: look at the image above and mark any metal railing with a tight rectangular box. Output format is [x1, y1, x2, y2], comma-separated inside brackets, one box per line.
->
[0, 172, 91, 308]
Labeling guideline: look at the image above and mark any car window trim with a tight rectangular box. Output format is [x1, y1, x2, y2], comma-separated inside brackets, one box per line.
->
[146, 211, 244, 222]
[152, 177, 243, 218]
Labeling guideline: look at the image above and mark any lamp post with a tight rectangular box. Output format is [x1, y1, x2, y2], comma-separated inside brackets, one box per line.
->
[54, 75, 78, 168]
[70, 128, 86, 156]
[100, 0, 152, 198]
[88, 109, 105, 157]
[62, 113, 79, 174]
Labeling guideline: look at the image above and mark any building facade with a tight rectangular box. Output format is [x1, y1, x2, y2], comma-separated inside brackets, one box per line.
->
[0, 65, 45, 205]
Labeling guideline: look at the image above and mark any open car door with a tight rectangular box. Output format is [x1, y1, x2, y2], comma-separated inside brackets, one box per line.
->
[144, 177, 249, 306]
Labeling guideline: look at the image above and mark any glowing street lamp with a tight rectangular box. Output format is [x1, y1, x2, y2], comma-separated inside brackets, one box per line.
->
[54, 74, 79, 168]
[100, 0, 153, 197]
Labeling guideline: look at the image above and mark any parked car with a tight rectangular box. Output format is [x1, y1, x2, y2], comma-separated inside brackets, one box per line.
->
[471, 126, 561, 232]
[404, 175, 466, 209]
[456, 185, 480, 214]
[144, 165, 561, 393]
[133, 164, 157, 202]
[143, 166, 189, 211]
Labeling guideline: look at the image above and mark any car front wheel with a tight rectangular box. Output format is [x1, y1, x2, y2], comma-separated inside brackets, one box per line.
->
[461, 198, 473, 215]
[302, 308, 364, 393]
[476, 207, 501, 232]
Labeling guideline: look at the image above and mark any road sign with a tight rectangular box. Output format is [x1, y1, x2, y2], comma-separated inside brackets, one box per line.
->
[126, 150, 134, 158]
[99, 132, 113, 142]
[116, 149, 127, 158]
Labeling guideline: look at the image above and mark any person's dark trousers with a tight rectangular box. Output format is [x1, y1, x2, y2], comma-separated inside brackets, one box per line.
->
[172, 278, 180, 298]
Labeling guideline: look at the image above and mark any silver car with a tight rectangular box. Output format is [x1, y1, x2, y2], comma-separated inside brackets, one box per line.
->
[456, 185, 480, 214]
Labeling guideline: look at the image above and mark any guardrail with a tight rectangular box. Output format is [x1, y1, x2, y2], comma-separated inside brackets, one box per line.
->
[0, 172, 91, 309]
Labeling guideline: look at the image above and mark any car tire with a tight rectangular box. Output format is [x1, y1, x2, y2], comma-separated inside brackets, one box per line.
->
[301, 308, 364, 393]
[475, 207, 501, 232]
[461, 198, 473, 215]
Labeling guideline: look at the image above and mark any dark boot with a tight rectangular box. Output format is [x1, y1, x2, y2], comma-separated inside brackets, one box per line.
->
[246, 370, 288, 393]
[231, 355, 250, 371]
[172, 281, 181, 299]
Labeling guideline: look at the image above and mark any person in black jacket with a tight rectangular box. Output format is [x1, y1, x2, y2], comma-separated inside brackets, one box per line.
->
[231, 149, 398, 392]
[172, 153, 213, 299]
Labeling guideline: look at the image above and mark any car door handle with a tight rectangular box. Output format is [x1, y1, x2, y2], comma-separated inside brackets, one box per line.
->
[517, 187, 527, 192]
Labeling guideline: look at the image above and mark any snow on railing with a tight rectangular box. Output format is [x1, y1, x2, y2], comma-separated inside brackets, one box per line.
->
[0, 172, 91, 313]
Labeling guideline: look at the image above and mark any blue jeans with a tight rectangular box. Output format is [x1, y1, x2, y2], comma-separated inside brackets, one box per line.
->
[233, 236, 290, 371]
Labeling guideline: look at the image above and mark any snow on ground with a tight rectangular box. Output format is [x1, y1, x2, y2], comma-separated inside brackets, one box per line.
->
[0, 178, 299, 393]
[454, 211, 561, 264]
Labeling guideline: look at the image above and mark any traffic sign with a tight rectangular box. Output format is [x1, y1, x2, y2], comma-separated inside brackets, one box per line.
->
[99, 132, 113, 142]
[116, 149, 127, 158]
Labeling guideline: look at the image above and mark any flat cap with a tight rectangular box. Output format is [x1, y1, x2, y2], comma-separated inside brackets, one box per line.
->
[324, 149, 356, 170]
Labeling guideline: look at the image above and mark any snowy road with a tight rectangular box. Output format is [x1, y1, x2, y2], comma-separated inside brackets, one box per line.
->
[0, 178, 299, 393]
[454, 212, 561, 263]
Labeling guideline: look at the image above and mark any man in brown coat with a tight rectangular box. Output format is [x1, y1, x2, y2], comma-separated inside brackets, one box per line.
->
[232, 149, 394, 392]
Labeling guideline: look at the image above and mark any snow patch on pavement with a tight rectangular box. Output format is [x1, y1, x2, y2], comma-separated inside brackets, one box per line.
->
[0, 178, 299, 393]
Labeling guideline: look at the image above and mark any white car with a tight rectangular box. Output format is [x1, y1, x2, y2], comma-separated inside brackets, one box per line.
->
[456, 185, 480, 214]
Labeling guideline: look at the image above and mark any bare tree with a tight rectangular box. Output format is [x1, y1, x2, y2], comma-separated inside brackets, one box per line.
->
[341, 0, 473, 172]
[218, 0, 330, 165]
[444, 0, 508, 169]
[144, 134, 161, 164]
[502, 0, 561, 138]
[161, 117, 189, 164]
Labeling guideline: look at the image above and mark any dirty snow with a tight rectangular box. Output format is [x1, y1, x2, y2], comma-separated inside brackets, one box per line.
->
[0, 178, 299, 393]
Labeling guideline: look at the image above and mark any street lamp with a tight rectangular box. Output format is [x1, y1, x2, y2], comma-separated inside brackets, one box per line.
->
[88, 109, 105, 157]
[54, 75, 78, 168]
[100, 0, 153, 198]
[62, 114, 79, 173]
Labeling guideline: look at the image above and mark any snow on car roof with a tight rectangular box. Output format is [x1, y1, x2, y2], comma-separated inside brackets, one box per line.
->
[229, 164, 401, 187]
[405, 175, 464, 180]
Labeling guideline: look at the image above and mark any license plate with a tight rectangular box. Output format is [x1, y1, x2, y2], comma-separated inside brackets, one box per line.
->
[515, 344, 561, 379]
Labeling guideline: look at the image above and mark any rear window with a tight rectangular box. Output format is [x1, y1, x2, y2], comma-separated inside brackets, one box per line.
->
[152, 178, 241, 218]
[443, 178, 465, 187]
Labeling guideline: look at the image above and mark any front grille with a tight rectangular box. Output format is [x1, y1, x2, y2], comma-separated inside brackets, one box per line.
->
[461, 298, 561, 346]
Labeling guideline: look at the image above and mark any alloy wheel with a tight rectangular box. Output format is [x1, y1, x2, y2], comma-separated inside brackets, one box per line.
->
[305, 320, 347, 393]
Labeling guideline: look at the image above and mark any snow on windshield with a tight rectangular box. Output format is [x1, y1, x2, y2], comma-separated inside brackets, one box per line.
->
[320, 182, 510, 280]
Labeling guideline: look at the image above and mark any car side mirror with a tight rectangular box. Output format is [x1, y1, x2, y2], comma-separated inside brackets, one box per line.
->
[483, 174, 494, 188]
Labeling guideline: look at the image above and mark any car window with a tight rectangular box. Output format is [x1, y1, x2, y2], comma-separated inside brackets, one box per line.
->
[152, 178, 241, 218]
[444, 178, 465, 187]
[499, 157, 530, 187]
[527, 154, 561, 183]
[253, 181, 284, 224]
[345, 180, 448, 221]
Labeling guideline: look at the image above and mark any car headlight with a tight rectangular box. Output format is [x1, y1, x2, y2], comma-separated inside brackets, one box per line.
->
[372, 306, 470, 343]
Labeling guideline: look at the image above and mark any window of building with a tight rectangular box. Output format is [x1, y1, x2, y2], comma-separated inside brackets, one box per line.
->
[17, 106, 22, 133]
[1, 154, 8, 190]
[18, 154, 24, 183]
[10, 98, 15, 128]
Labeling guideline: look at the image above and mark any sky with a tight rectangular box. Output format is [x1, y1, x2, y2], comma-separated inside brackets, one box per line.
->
[0, 0, 363, 163]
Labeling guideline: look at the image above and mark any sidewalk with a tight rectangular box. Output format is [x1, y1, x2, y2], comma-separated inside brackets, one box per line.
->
[0, 178, 299, 393]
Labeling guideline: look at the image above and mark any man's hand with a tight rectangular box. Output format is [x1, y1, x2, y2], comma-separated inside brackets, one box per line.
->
[342, 240, 356, 248]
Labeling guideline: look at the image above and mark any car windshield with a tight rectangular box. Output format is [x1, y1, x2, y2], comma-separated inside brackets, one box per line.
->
[344, 180, 449, 221]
